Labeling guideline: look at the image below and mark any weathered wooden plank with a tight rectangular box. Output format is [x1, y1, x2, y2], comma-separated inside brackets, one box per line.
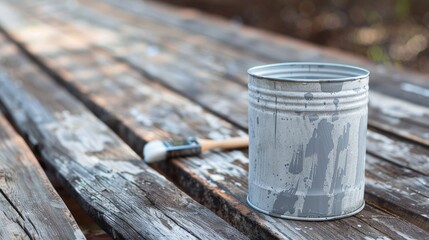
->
[29, 3, 250, 128]
[42, 7, 429, 176]
[99, 38, 429, 148]
[7, 0, 429, 152]
[0, 110, 85, 240]
[60, 0, 267, 86]
[96, 0, 429, 109]
[70, 0, 429, 146]
[0, 36, 247, 240]
[28, 0, 429, 149]
[0, 7, 427, 239]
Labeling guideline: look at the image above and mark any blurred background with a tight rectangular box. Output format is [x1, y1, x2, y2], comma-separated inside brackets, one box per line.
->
[156, 0, 429, 74]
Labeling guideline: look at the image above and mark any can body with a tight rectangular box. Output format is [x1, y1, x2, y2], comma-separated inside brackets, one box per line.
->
[247, 63, 369, 220]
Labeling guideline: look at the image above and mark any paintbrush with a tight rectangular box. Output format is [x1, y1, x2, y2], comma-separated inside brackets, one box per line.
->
[143, 137, 249, 163]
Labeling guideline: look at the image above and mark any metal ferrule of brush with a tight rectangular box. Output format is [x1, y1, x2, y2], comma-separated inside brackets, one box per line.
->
[164, 138, 202, 159]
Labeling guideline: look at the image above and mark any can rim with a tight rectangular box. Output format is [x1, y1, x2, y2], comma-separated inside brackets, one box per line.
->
[248, 62, 370, 82]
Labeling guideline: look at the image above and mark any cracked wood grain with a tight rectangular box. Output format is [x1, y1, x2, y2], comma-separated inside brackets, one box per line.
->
[0, 36, 246, 240]
[0, 111, 84, 240]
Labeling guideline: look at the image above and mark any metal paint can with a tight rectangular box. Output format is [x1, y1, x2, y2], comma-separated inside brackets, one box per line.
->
[247, 62, 369, 220]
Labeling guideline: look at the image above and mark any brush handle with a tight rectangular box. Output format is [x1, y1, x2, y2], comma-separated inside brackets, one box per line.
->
[198, 137, 249, 152]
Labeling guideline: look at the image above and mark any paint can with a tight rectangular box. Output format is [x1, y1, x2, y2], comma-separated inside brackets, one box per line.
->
[247, 62, 369, 220]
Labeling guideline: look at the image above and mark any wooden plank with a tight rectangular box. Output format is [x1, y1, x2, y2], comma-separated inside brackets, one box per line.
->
[59, 0, 429, 133]
[24, 0, 429, 149]
[21, 1, 250, 129]
[54, 0, 266, 86]
[92, 2, 428, 147]
[0, 7, 427, 239]
[96, 0, 429, 109]
[39, 4, 429, 174]
[0, 110, 85, 240]
[0, 36, 247, 240]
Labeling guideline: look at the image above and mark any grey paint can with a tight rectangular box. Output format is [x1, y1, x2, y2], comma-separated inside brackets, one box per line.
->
[247, 62, 369, 220]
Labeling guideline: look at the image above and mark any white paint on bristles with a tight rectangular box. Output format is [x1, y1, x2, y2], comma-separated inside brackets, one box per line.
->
[143, 140, 167, 163]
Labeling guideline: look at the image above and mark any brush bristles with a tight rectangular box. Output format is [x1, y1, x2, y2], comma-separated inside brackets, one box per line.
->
[143, 141, 167, 163]
[143, 138, 202, 163]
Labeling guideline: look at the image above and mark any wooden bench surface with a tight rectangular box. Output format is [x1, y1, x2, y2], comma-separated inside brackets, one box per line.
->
[0, 0, 427, 239]
[0, 11, 246, 240]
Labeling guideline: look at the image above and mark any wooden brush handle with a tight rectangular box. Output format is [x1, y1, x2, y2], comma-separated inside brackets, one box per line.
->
[198, 137, 249, 152]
